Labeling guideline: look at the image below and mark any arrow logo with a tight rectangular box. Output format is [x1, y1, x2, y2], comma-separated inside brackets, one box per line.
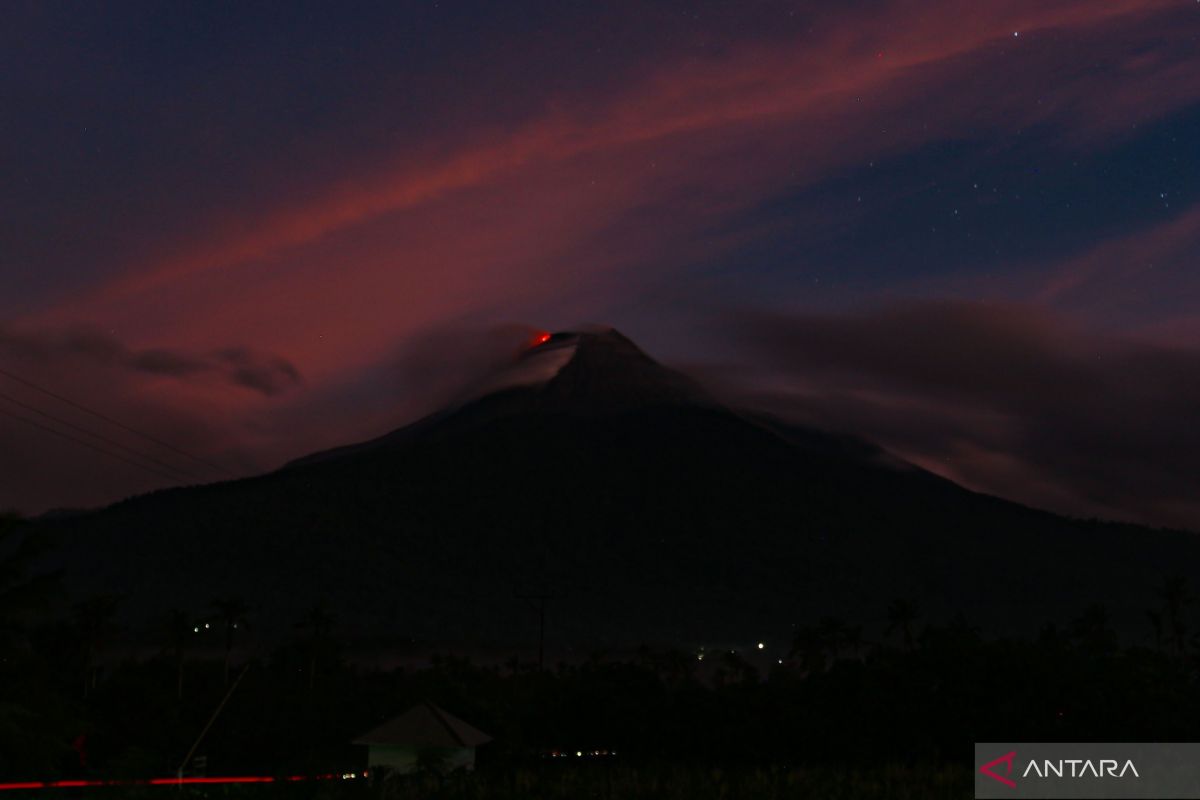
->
[980, 751, 1017, 788]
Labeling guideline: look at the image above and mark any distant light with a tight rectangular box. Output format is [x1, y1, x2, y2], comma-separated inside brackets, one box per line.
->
[576, 751, 583, 757]
[757, 642, 765, 650]
[1013, 31, 1019, 37]
[777, 659, 783, 664]
[193, 627, 200, 633]
[204, 623, 210, 629]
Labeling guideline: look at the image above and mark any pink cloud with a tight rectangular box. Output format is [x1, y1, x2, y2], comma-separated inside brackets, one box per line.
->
[1027, 205, 1200, 342]
[6, 0, 1200, 513]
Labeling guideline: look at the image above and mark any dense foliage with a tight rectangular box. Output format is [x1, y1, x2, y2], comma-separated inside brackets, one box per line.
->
[7, 509, 1200, 797]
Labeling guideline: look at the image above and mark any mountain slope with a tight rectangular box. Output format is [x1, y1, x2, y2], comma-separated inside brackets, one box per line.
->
[38, 329, 1200, 647]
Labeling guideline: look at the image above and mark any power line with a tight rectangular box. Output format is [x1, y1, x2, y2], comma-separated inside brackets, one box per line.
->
[0, 365, 235, 477]
[0, 406, 187, 483]
[0, 390, 199, 482]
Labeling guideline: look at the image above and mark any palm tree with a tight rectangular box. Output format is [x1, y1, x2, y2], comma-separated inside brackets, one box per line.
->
[840, 623, 864, 658]
[164, 609, 194, 701]
[74, 594, 120, 697]
[1147, 609, 1164, 651]
[885, 598, 919, 650]
[789, 625, 826, 673]
[1162, 576, 1191, 657]
[789, 619, 852, 673]
[209, 597, 250, 685]
[818, 616, 851, 659]
[296, 603, 335, 692]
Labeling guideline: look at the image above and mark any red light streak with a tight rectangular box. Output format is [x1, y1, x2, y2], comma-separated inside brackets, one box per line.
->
[0, 774, 351, 792]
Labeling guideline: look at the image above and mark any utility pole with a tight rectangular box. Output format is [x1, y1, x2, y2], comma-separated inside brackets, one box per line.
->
[515, 587, 552, 671]
[176, 663, 250, 781]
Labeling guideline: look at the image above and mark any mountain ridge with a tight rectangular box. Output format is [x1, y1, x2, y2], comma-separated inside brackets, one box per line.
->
[35, 328, 1200, 647]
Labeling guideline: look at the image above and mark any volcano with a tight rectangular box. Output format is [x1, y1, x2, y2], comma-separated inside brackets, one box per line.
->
[39, 328, 1200, 648]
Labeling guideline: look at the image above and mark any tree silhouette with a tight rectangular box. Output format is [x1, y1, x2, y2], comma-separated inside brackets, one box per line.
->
[296, 602, 335, 692]
[0, 512, 58, 653]
[789, 617, 858, 673]
[1161, 576, 1191, 657]
[74, 594, 120, 697]
[163, 609, 195, 701]
[209, 597, 250, 685]
[714, 649, 757, 687]
[656, 647, 698, 688]
[1069, 604, 1116, 655]
[839, 622, 864, 657]
[1147, 609, 1165, 651]
[789, 624, 829, 673]
[885, 598, 919, 650]
[818, 616, 859, 659]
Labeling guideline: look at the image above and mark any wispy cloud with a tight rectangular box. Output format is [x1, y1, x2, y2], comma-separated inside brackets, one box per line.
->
[3, 0, 1199, 516]
[0, 325, 302, 397]
[727, 301, 1200, 530]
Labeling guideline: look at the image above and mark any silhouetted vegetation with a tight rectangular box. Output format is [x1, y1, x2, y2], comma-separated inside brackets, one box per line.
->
[4, 577, 1200, 798]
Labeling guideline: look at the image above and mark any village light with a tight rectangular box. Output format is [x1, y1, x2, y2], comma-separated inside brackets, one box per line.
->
[757, 642, 765, 649]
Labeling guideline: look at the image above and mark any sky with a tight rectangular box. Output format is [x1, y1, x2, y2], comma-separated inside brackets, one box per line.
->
[2, 0, 1199, 529]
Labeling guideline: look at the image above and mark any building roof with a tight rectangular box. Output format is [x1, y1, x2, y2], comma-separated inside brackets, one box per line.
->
[353, 702, 492, 748]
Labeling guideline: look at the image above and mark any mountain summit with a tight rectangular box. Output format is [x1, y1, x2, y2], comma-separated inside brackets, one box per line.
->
[523, 327, 714, 412]
[291, 328, 718, 468]
[40, 328, 1199, 648]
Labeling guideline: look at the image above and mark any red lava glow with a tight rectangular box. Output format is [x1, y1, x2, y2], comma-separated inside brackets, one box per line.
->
[530, 331, 552, 347]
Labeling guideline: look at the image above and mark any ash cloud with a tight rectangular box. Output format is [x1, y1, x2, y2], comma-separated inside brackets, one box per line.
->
[726, 301, 1200, 531]
[389, 321, 551, 413]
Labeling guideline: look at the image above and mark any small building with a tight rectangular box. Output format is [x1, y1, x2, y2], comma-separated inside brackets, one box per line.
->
[354, 702, 492, 775]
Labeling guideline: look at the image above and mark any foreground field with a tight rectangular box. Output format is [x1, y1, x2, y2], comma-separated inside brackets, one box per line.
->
[14, 764, 970, 800]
